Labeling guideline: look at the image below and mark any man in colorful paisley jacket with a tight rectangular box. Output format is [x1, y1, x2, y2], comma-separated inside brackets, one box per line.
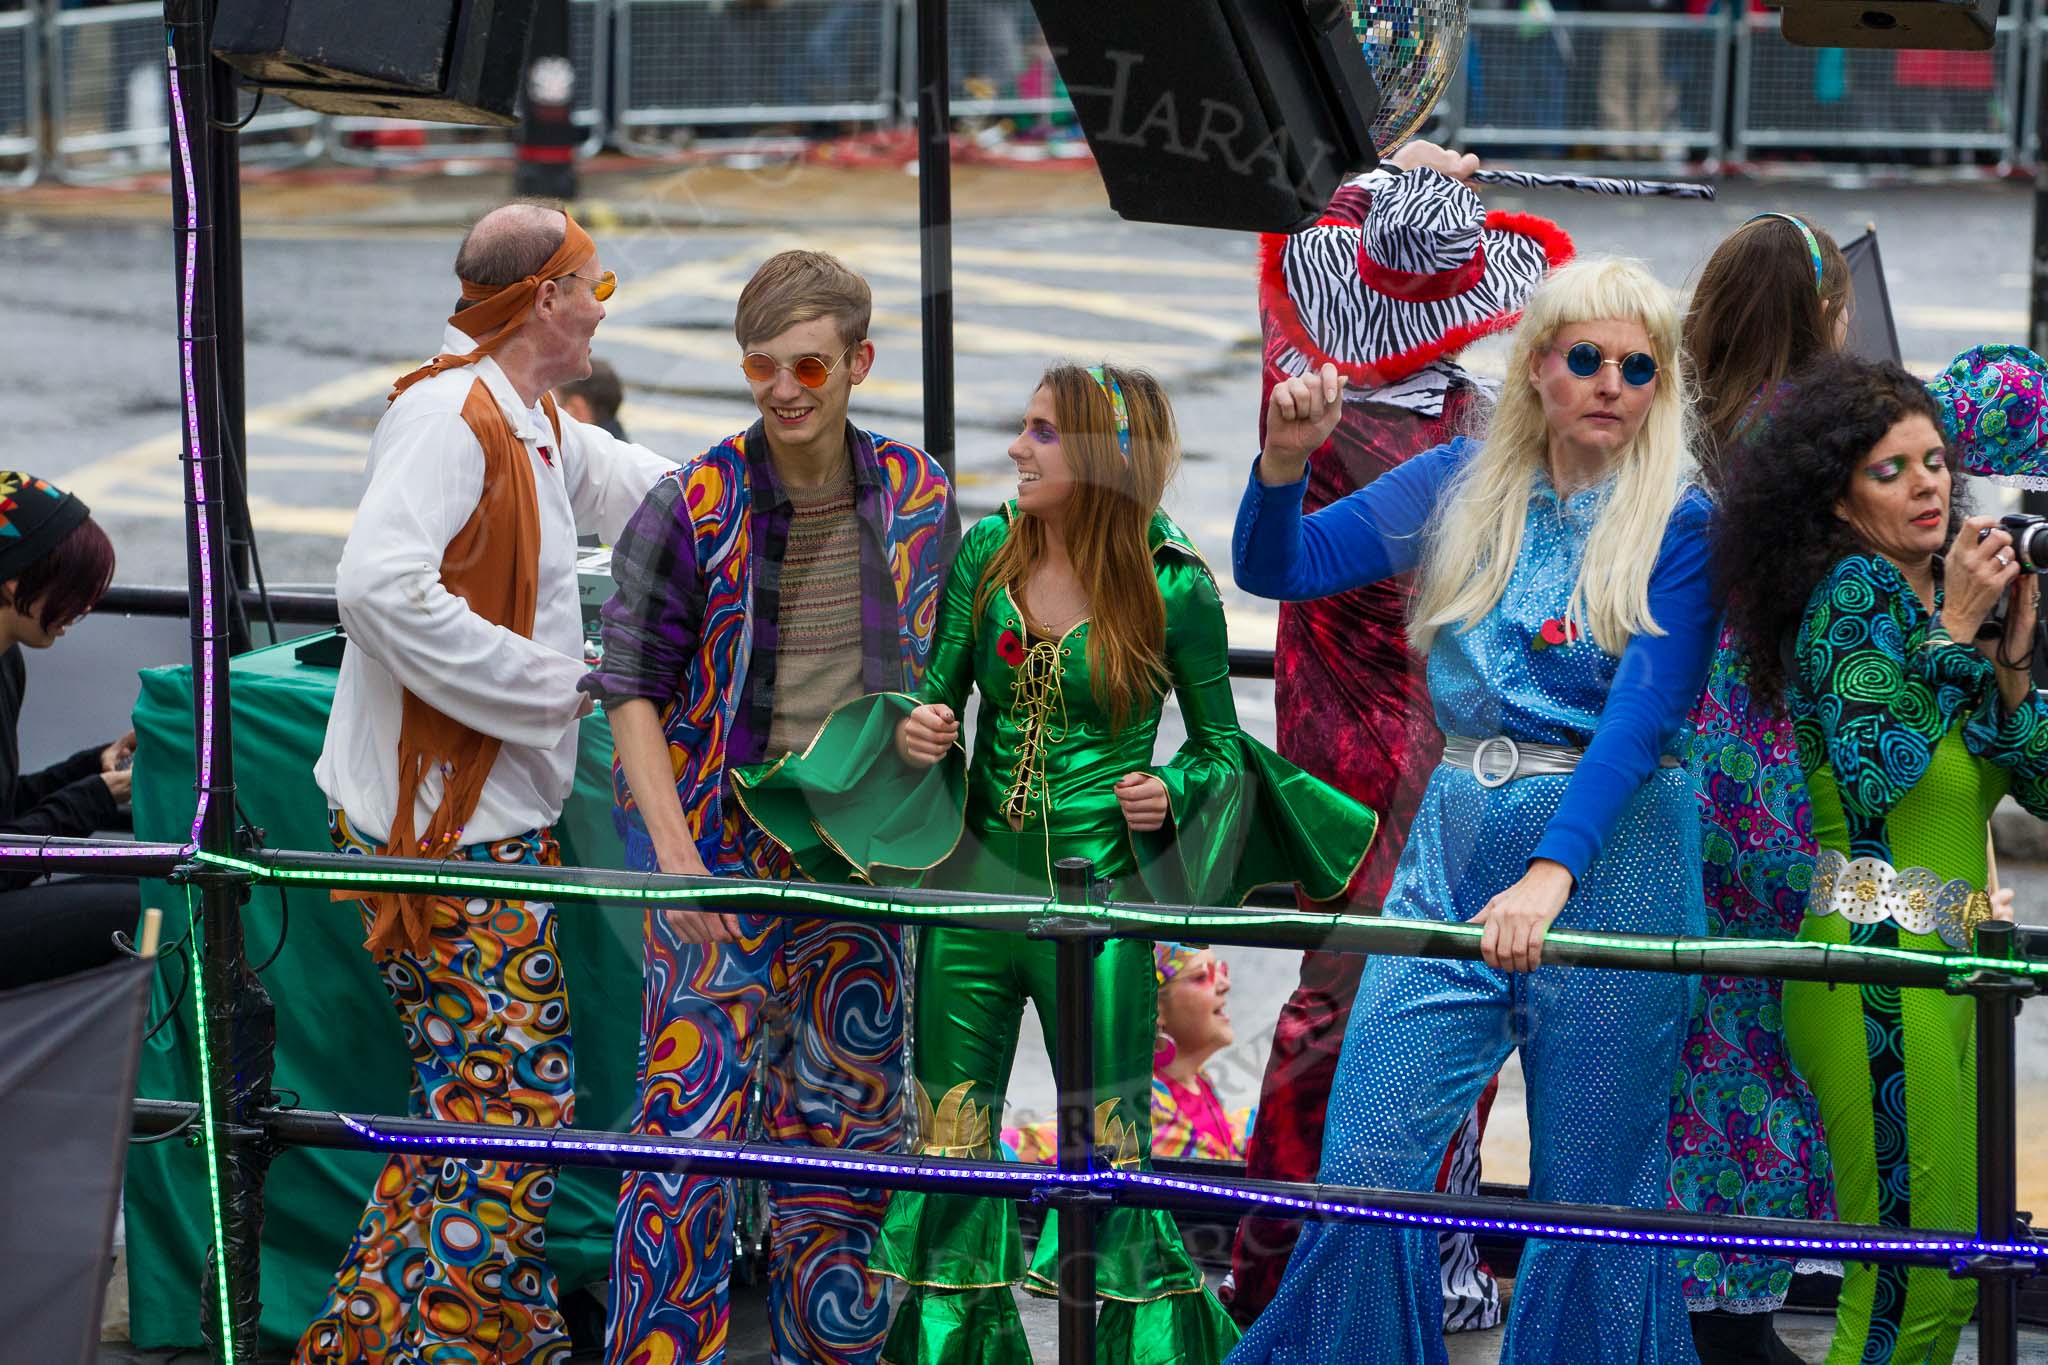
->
[581, 250, 957, 1365]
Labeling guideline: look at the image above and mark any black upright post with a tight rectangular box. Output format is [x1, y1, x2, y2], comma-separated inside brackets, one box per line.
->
[2035, 0, 2048, 362]
[202, 13, 250, 647]
[1052, 857, 1099, 1363]
[514, 0, 579, 201]
[1972, 918, 2023, 1365]
[915, 0, 957, 482]
[167, 4, 274, 1359]
[2031, 0, 2048, 523]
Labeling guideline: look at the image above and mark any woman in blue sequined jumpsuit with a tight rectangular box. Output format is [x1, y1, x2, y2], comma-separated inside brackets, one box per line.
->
[1225, 259, 1718, 1365]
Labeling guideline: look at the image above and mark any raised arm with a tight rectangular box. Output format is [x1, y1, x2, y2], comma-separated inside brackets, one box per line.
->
[1234, 437, 1471, 601]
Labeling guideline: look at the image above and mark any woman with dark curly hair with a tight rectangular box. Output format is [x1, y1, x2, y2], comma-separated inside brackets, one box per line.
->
[1717, 353, 2047, 1365]
[1668, 212, 1851, 1365]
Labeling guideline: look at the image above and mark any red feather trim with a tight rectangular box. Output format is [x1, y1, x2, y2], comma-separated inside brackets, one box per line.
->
[1257, 211, 1576, 389]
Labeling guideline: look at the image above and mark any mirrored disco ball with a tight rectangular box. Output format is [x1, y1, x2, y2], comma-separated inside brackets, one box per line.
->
[1351, 0, 1467, 154]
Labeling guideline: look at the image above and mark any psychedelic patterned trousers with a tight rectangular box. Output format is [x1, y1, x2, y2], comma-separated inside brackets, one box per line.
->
[295, 813, 576, 1365]
[605, 898, 905, 1365]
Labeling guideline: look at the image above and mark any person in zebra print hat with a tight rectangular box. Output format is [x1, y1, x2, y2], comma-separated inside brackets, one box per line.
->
[1229, 143, 1573, 1336]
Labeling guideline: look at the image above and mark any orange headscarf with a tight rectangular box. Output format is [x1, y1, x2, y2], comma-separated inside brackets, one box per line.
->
[388, 209, 597, 401]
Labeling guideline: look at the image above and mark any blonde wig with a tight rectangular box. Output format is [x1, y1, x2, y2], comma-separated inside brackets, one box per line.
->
[1409, 256, 1698, 657]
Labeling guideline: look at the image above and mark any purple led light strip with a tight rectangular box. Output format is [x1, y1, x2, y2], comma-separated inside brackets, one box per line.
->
[335, 1116, 2046, 1264]
[0, 842, 193, 859]
[165, 41, 218, 849]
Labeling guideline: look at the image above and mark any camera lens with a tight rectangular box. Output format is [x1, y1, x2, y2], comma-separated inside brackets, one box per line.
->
[1999, 514, 2048, 574]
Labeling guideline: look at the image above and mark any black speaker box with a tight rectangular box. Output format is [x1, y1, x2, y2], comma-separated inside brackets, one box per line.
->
[211, 0, 536, 126]
[1772, 0, 1995, 49]
[1027, 0, 1381, 234]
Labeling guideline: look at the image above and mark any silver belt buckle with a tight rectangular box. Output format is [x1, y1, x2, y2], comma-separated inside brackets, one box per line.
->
[1470, 736, 1520, 788]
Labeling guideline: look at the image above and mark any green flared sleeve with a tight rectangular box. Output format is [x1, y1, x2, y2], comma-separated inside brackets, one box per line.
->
[729, 515, 1006, 884]
[729, 692, 965, 885]
[1136, 549, 1378, 907]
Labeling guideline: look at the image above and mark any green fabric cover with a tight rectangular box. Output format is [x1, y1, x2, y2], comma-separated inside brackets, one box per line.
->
[124, 632, 642, 1353]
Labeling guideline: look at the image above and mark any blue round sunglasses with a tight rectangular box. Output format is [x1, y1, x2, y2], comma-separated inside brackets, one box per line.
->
[1557, 341, 1658, 387]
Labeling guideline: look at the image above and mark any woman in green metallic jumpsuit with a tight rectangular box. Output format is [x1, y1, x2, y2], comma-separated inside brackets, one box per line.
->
[734, 363, 1376, 1365]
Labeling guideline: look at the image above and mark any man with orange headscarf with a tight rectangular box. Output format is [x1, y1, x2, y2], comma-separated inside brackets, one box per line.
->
[299, 201, 674, 1365]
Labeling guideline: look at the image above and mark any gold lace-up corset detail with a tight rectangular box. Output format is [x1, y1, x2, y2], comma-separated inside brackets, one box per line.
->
[1001, 633, 1070, 829]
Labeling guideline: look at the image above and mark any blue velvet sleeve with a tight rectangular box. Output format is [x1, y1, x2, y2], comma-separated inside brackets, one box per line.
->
[1529, 489, 1720, 881]
[1232, 437, 1476, 601]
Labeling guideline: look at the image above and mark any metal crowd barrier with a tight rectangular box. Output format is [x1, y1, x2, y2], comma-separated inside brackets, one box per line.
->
[45, 0, 320, 184]
[326, 0, 609, 166]
[1734, 7, 2024, 159]
[1461, 9, 1727, 159]
[0, 6, 40, 188]
[2024, 5, 2048, 168]
[611, 0, 897, 152]
[16, 832, 2048, 1363]
[47, 579, 2048, 1363]
[903, 0, 1067, 122]
[15, 2, 2048, 187]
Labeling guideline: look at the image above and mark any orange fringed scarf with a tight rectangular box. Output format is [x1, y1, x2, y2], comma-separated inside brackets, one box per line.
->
[355, 210, 590, 957]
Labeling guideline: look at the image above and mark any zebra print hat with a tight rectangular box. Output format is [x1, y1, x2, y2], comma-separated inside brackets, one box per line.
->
[1260, 167, 1574, 391]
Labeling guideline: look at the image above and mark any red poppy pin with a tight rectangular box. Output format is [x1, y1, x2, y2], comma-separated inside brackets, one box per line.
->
[1532, 617, 1582, 651]
[997, 627, 1027, 667]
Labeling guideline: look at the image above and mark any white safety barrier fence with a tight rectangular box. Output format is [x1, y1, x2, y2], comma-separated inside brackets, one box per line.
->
[46, 0, 320, 184]
[0, 7, 39, 187]
[327, 0, 609, 166]
[611, 0, 896, 153]
[1459, 9, 1727, 160]
[1733, 7, 2022, 158]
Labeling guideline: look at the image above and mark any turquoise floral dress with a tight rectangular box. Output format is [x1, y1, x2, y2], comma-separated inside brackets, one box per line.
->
[1666, 626, 1837, 1313]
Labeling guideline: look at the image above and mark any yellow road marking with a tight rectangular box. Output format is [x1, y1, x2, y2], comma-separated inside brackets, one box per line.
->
[855, 248, 1254, 343]
[1897, 304, 2025, 333]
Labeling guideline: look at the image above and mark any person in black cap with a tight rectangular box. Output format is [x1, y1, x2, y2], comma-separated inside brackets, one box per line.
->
[0, 470, 135, 990]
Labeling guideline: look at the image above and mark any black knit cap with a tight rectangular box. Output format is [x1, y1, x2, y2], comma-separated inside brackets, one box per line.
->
[0, 472, 90, 583]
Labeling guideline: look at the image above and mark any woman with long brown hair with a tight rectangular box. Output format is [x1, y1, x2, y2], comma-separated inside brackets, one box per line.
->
[1685, 211, 1853, 482]
[1667, 212, 1855, 1365]
[733, 362, 1375, 1364]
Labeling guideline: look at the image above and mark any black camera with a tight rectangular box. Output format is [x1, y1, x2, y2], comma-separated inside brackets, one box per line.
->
[1999, 514, 2048, 574]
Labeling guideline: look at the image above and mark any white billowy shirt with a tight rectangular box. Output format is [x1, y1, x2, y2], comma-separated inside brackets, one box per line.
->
[315, 326, 674, 845]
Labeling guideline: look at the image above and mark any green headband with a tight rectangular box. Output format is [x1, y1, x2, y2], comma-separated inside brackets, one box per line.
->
[1744, 212, 1825, 295]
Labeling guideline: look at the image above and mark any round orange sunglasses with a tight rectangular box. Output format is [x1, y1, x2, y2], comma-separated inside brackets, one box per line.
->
[741, 343, 856, 389]
[559, 269, 617, 302]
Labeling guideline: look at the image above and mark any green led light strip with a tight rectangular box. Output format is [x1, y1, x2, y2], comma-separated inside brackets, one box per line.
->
[182, 884, 237, 1365]
[194, 851, 2048, 982]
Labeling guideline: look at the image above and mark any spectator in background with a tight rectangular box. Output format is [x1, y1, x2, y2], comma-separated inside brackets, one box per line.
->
[0, 471, 136, 992]
[1586, 0, 1676, 158]
[559, 357, 628, 441]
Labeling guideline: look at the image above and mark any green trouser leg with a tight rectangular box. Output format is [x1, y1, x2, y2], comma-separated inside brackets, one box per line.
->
[1785, 914, 1977, 1365]
[875, 924, 1034, 1365]
[1019, 935, 1242, 1365]
[873, 925, 1238, 1365]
